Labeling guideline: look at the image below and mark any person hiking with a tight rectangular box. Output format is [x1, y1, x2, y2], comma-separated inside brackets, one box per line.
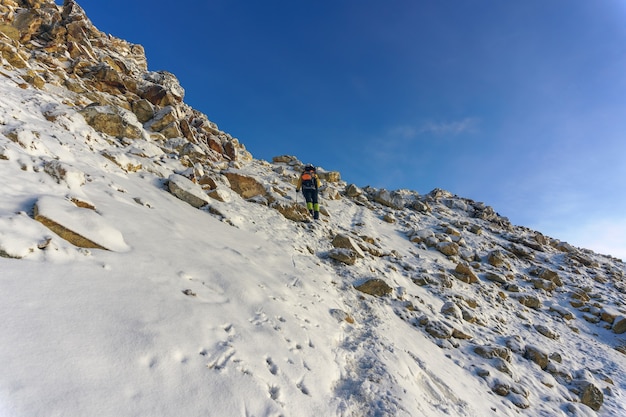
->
[296, 164, 321, 220]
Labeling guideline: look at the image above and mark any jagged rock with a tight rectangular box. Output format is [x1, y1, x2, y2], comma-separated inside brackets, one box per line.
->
[530, 266, 563, 287]
[131, 99, 155, 123]
[372, 189, 405, 210]
[329, 248, 359, 265]
[410, 200, 431, 213]
[79, 104, 143, 139]
[167, 173, 210, 208]
[484, 271, 508, 284]
[572, 381, 604, 411]
[487, 250, 510, 269]
[345, 184, 362, 197]
[474, 345, 512, 362]
[454, 261, 478, 284]
[408, 228, 434, 244]
[33, 196, 127, 251]
[424, 320, 453, 339]
[549, 304, 575, 320]
[222, 171, 266, 199]
[533, 278, 556, 292]
[331, 234, 365, 258]
[354, 278, 392, 297]
[534, 324, 559, 340]
[271, 201, 310, 222]
[207, 188, 231, 203]
[517, 295, 542, 310]
[570, 290, 590, 308]
[437, 241, 459, 257]
[272, 155, 299, 164]
[440, 301, 463, 319]
[451, 328, 473, 340]
[317, 170, 340, 183]
[613, 316, 626, 334]
[524, 345, 549, 369]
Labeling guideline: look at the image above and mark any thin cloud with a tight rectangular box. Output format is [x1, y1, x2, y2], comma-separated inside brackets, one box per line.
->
[388, 117, 480, 140]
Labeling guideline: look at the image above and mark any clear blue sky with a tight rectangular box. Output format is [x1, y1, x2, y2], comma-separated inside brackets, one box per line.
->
[72, 0, 626, 259]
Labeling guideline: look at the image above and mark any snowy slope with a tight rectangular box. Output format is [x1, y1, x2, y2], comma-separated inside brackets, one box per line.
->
[1, 69, 625, 417]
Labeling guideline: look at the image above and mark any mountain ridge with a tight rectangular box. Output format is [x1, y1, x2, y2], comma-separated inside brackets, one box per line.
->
[1, 1, 625, 416]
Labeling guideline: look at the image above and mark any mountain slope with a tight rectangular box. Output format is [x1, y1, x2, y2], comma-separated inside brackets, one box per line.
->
[1, 1, 625, 416]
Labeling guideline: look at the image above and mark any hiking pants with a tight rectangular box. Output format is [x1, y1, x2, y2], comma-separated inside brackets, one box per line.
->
[302, 188, 319, 215]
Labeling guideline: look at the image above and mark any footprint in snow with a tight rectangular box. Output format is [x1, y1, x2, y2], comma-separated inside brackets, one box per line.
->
[266, 357, 279, 375]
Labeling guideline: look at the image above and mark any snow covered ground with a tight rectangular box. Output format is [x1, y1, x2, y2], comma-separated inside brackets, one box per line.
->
[1, 68, 625, 417]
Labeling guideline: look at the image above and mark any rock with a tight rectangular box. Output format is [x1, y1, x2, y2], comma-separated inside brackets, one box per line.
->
[329, 248, 359, 265]
[613, 316, 626, 334]
[34, 196, 128, 252]
[354, 279, 392, 297]
[79, 104, 143, 139]
[271, 201, 310, 222]
[167, 174, 210, 208]
[484, 271, 508, 284]
[43, 160, 85, 188]
[517, 295, 542, 310]
[373, 189, 405, 210]
[487, 250, 510, 269]
[222, 172, 266, 199]
[440, 301, 463, 319]
[474, 345, 512, 362]
[317, 170, 341, 183]
[131, 99, 155, 123]
[345, 184, 362, 197]
[524, 345, 549, 369]
[534, 324, 559, 340]
[437, 241, 459, 257]
[454, 261, 478, 283]
[331, 234, 365, 258]
[573, 381, 604, 411]
[530, 266, 563, 286]
[425, 320, 453, 339]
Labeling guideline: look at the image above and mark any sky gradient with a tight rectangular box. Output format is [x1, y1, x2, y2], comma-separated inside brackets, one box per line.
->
[71, 0, 626, 259]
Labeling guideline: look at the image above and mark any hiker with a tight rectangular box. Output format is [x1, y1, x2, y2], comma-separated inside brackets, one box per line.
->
[296, 164, 321, 219]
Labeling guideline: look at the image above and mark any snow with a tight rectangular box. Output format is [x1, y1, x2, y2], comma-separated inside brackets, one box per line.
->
[0, 70, 625, 417]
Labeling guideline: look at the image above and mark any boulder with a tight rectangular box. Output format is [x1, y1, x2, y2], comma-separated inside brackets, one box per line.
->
[329, 248, 359, 265]
[613, 316, 626, 334]
[222, 172, 266, 199]
[524, 345, 549, 369]
[354, 279, 392, 297]
[373, 189, 405, 210]
[454, 261, 478, 284]
[167, 174, 210, 208]
[331, 234, 365, 258]
[437, 241, 459, 257]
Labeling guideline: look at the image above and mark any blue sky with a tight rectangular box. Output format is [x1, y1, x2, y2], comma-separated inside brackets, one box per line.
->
[72, 0, 626, 259]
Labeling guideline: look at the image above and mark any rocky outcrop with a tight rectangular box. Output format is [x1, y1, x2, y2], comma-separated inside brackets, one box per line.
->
[33, 195, 128, 251]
